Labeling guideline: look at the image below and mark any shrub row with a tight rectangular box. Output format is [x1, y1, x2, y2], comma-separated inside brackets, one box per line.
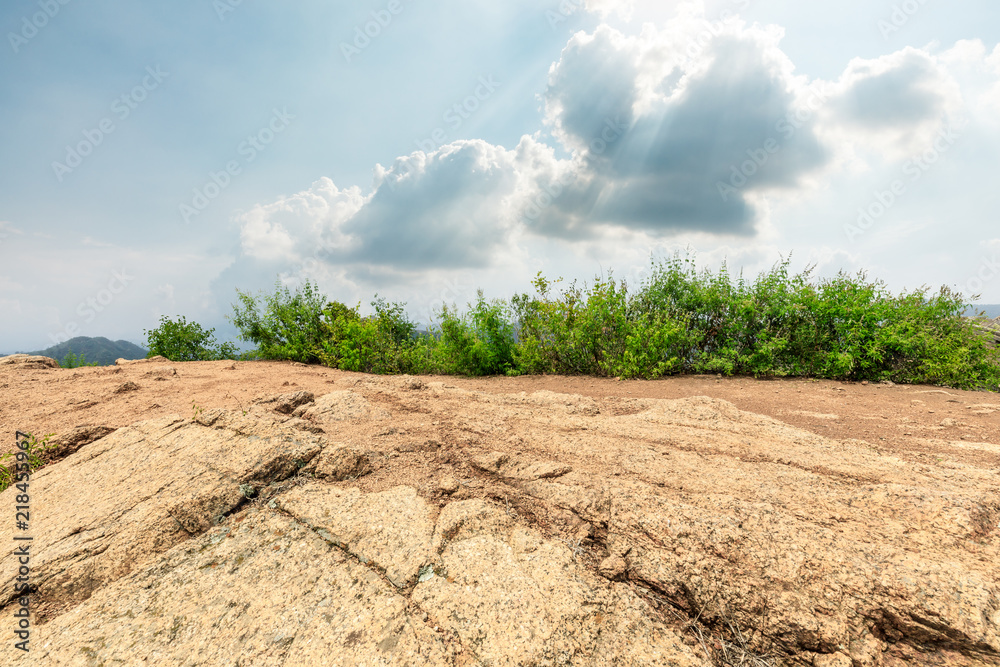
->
[145, 258, 1000, 391]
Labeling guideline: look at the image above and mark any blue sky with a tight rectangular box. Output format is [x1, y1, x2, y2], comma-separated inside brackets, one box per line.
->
[2, 0, 999, 351]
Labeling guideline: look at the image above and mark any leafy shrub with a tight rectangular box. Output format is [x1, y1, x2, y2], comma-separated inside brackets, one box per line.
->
[615, 311, 690, 379]
[145, 316, 238, 362]
[316, 297, 418, 374]
[59, 350, 99, 368]
[513, 274, 614, 376]
[436, 292, 517, 376]
[512, 273, 690, 379]
[159, 260, 999, 391]
[629, 255, 1000, 389]
[229, 281, 328, 363]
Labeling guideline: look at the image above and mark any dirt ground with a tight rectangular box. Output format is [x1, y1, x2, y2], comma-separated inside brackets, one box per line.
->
[1, 357, 997, 471]
[2, 355, 999, 665]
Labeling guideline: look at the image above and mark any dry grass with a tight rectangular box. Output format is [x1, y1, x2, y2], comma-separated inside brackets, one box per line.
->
[688, 616, 775, 667]
[641, 583, 777, 667]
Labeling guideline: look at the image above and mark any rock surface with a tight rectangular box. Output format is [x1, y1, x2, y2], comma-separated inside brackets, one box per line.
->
[308, 443, 374, 480]
[258, 390, 315, 414]
[115, 355, 170, 365]
[0, 354, 58, 369]
[0, 410, 323, 627]
[0, 371, 998, 666]
[300, 389, 391, 422]
[44, 424, 116, 459]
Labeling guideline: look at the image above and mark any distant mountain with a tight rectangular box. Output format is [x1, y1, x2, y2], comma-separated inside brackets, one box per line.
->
[966, 304, 1000, 319]
[27, 337, 148, 367]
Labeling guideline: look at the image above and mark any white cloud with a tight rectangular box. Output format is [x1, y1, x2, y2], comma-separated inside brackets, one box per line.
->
[239, 178, 365, 264]
[347, 140, 524, 268]
[532, 19, 829, 236]
[225, 14, 1000, 309]
[966, 42, 1000, 118]
[824, 47, 964, 160]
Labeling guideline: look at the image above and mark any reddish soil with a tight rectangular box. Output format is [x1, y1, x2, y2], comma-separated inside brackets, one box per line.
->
[1, 358, 997, 470]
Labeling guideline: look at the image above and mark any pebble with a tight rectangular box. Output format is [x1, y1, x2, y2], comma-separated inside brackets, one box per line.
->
[438, 476, 460, 494]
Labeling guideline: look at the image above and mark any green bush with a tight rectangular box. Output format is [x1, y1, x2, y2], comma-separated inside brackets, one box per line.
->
[59, 350, 99, 368]
[512, 273, 691, 379]
[156, 261, 998, 392]
[615, 311, 690, 379]
[434, 292, 518, 376]
[144, 316, 237, 362]
[628, 256, 1000, 389]
[512, 273, 620, 376]
[229, 281, 328, 363]
[316, 297, 418, 374]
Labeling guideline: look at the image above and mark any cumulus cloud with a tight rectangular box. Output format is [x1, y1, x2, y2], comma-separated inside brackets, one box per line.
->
[988, 43, 1000, 94]
[233, 15, 844, 275]
[238, 141, 532, 271]
[544, 27, 640, 152]
[835, 52, 949, 128]
[344, 141, 523, 269]
[531, 20, 828, 237]
[825, 47, 963, 158]
[954, 41, 1000, 119]
[225, 7, 1000, 306]
[239, 178, 365, 264]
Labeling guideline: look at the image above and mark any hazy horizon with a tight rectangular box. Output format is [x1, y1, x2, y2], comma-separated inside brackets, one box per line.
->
[5, 301, 1000, 359]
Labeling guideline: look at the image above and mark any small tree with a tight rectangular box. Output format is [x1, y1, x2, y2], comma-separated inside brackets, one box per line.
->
[60, 350, 99, 368]
[229, 281, 328, 364]
[144, 316, 237, 362]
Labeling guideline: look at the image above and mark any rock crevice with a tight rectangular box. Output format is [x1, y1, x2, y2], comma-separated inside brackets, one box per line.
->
[1, 386, 998, 666]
